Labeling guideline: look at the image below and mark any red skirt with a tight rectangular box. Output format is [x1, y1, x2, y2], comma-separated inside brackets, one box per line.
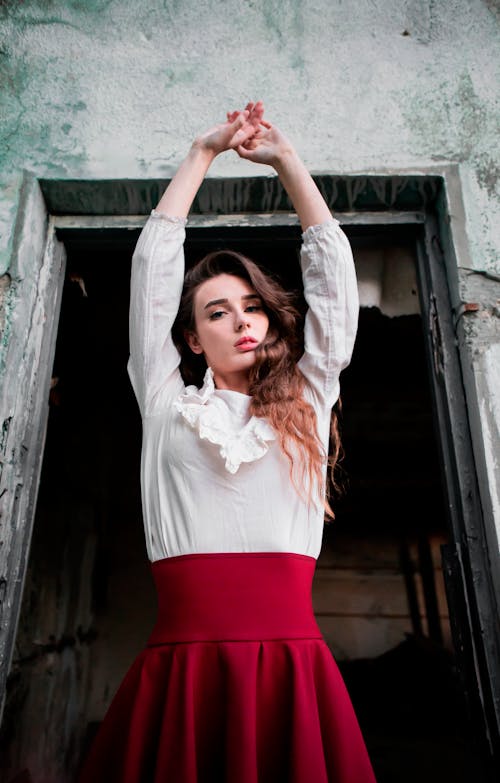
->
[78, 552, 376, 782]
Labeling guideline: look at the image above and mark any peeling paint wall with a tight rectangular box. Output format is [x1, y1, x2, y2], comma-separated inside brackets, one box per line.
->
[0, 0, 499, 777]
[0, 0, 498, 270]
[0, 0, 498, 482]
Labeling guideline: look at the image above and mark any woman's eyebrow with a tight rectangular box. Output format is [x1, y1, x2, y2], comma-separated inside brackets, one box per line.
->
[203, 293, 261, 310]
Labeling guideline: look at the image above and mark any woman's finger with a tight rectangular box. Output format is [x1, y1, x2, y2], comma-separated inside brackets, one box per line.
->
[248, 102, 264, 125]
[235, 144, 254, 159]
[253, 101, 265, 118]
[230, 110, 248, 129]
[230, 128, 257, 149]
[241, 138, 259, 150]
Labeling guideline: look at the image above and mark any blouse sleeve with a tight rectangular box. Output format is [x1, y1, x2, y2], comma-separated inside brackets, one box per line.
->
[127, 209, 187, 418]
[297, 218, 359, 410]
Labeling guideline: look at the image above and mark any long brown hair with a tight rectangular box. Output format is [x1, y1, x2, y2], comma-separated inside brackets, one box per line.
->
[172, 250, 343, 517]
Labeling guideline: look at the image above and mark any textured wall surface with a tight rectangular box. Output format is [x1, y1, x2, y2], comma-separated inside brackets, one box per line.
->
[0, 0, 499, 272]
[1, 2, 498, 553]
[0, 2, 499, 779]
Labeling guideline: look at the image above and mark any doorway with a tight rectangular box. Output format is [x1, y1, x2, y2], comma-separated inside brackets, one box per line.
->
[0, 219, 484, 782]
[0, 172, 498, 781]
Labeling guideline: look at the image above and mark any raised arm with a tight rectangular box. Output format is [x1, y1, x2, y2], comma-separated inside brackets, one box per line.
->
[235, 113, 359, 407]
[156, 108, 261, 217]
[128, 109, 262, 417]
[235, 118, 331, 230]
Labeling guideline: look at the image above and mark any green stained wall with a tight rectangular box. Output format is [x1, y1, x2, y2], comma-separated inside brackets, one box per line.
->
[0, 0, 499, 274]
[2, 2, 499, 534]
[0, 2, 500, 779]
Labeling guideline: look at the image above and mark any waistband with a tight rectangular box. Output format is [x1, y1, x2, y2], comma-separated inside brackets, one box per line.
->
[147, 552, 322, 645]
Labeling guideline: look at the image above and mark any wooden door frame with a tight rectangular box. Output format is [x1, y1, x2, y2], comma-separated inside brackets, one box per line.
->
[0, 168, 498, 765]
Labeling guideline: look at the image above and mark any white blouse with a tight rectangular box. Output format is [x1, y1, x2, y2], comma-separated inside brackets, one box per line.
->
[127, 210, 359, 562]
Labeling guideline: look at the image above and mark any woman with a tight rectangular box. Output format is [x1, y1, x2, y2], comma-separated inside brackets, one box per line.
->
[79, 103, 376, 782]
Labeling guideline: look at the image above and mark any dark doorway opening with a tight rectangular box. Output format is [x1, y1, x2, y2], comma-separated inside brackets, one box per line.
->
[333, 305, 471, 781]
[0, 224, 478, 782]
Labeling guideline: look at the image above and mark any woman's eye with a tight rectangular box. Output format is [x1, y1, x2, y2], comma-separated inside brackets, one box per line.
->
[208, 310, 226, 320]
[245, 305, 262, 313]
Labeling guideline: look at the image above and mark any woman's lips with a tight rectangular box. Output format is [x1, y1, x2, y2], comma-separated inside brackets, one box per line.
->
[234, 337, 258, 351]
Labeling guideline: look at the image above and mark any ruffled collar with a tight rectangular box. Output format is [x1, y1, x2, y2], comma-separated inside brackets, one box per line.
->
[173, 368, 276, 474]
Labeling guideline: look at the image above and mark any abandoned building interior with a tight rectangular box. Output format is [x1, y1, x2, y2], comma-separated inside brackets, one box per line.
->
[0, 218, 491, 783]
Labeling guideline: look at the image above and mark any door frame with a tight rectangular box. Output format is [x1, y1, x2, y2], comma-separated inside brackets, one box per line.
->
[0, 168, 498, 762]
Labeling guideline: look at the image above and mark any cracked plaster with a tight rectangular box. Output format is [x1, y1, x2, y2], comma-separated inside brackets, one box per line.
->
[0, 0, 499, 549]
[0, 0, 498, 270]
[0, 7, 499, 765]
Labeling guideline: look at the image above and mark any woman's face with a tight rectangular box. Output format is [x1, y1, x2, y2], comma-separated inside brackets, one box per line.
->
[186, 273, 270, 388]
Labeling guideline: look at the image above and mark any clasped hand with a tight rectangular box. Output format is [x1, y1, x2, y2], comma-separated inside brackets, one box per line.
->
[193, 101, 293, 168]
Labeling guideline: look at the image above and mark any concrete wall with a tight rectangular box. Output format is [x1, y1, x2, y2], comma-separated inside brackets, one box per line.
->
[2, 0, 499, 592]
[0, 0, 498, 270]
[1, 0, 499, 526]
[0, 2, 499, 778]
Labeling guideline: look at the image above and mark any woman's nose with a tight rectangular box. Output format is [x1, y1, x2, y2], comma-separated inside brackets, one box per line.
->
[235, 310, 250, 330]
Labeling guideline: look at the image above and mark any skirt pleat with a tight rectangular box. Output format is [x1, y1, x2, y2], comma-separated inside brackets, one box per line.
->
[79, 553, 376, 783]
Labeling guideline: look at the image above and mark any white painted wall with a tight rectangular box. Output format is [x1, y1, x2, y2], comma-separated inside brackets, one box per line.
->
[0, 1, 498, 272]
[0, 1, 498, 585]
